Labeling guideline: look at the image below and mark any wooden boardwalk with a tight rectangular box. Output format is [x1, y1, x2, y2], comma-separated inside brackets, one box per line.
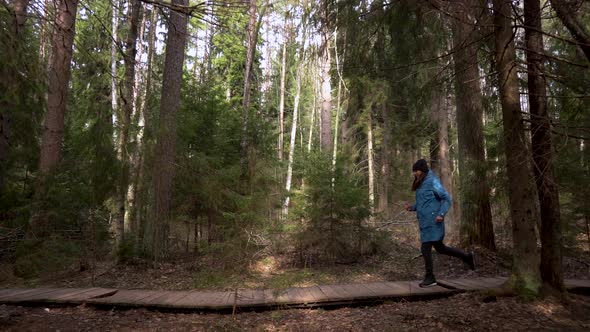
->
[0, 278, 588, 311]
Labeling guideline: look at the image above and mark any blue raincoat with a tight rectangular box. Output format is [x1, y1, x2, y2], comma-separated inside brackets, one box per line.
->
[409, 171, 451, 243]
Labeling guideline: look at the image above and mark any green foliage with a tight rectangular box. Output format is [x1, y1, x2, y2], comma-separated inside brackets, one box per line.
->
[288, 152, 380, 263]
[14, 236, 81, 278]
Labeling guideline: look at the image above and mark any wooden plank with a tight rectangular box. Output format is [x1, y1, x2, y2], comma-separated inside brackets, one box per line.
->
[134, 290, 183, 305]
[148, 290, 195, 307]
[286, 287, 315, 304]
[363, 282, 407, 297]
[0, 288, 62, 302]
[439, 279, 479, 290]
[236, 289, 257, 306]
[565, 279, 590, 289]
[172, 290, 232, 309]
[297, 287, 321, 304]
[308, 286, 331, 302]
[408, 281, 453, 295]
[270, 288, 301, 305]
[457, 278, 497, 289]
[317, 284, 349, 301]
[0, 289, 17, 297]
[88, 289, 162, 306]
[18, 288, 89, 302]
[383, 281, 413, 295]
[335, 284, 373, 299]
[217, 290, 235, 307]
[0, 288, 50, 300]
[52, 288, 118, 302]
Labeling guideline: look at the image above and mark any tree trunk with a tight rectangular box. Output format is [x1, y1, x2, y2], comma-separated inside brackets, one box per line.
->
[126, 2, 148, 235]
[319, 3, 332, 153]
[277, 12, 288, 162]
[133, 5, 156, 247]
[31, 0, 79, 237]
[282, 45, 303, 218]
[430, 80, 454, 233]
[10, 0, 29, 34]
[450, 0, 496, 251]
[549, 0, 590, 62]
[438, 89, 454, 233]
[378, 102, 391, 217]
[148, 0, 188, 259]
[493, 0, 542, 298]
[113, 0, 141, 251]
[111, 0, 120, 131]
[39, 0, 52, 62]
[367, 107, 375, 220]
[38, 0, 78, 173]
[524, 0, 564, 291]
[240, 0, 257, 183]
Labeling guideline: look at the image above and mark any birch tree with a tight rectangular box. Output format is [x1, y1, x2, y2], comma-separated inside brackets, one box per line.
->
[277, 11, 289, 161]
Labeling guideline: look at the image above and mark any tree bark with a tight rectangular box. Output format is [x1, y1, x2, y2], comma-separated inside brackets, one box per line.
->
[319, 3, 332, 153]
[31, 0, 79, 237]
[148, 0, 188, 259]
[39, 0, 78, 173]
[111, 0, 120, 131]
[524, 0, 564, 291]
[277, 12, 288, 162]
[113, 0, 142, 251]
[240, 0, 257, 183]
[133, 5, 157, 247]
[493, 0, 542, 297]
[282, 45, 303, 218]
[450, 0, 496, 251]
[367, 107, 375, 220]
[126, 2, 148, 236]
[549, 0, 590, 62]
[378, 102, 391, 217]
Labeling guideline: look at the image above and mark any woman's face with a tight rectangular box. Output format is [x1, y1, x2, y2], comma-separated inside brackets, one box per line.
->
[413, 170, 423, 177]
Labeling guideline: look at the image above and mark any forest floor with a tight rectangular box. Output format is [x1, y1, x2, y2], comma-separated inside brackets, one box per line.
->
[1, 243, 589, 331]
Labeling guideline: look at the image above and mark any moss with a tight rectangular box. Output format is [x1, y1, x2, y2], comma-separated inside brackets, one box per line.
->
[510, 273, 542, 301]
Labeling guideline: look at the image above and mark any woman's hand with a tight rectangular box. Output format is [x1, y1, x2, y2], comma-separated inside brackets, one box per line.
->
[404, 202, 412, 211]
[435, 216, 444, 222]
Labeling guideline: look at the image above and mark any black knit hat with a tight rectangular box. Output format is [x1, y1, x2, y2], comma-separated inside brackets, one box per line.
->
[412, 159, 429, 173]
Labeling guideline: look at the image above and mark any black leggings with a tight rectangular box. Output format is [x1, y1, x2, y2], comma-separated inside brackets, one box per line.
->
[421, 240, 470, 276]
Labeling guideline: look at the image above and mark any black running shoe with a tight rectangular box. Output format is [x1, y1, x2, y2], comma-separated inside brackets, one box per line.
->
[419, 274, 437, 288]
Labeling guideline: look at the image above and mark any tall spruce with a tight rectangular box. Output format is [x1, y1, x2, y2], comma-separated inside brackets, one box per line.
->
[493, 0, 542, 297]
[450, 0, 496, 251]
[524, 0, 564, 291]
[1, 0, 30, 192]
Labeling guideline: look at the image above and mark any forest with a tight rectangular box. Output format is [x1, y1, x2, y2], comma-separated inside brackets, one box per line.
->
[1, 0, 589, 325]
